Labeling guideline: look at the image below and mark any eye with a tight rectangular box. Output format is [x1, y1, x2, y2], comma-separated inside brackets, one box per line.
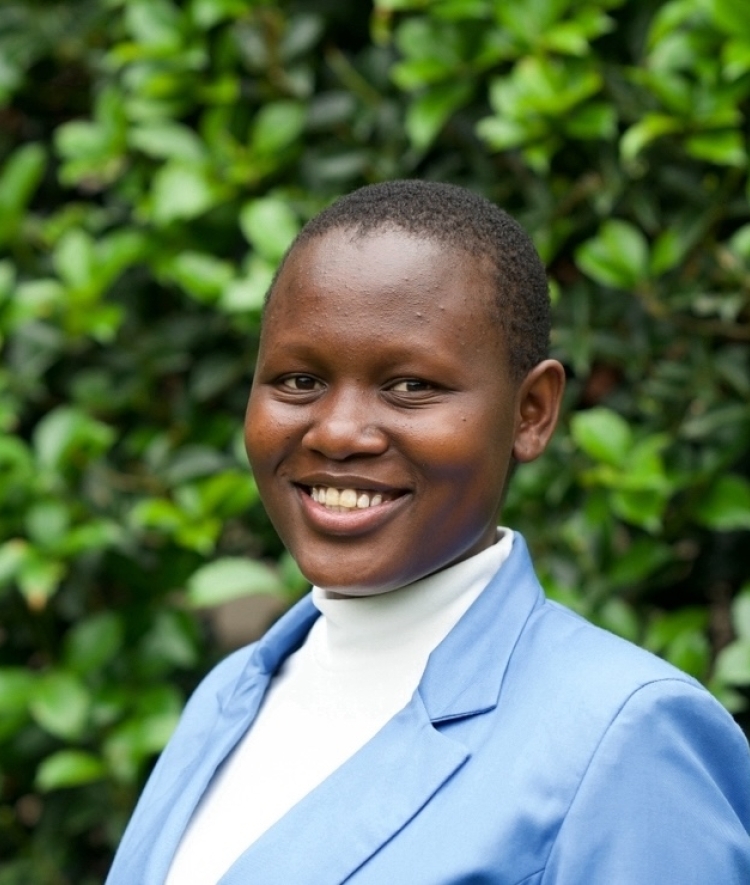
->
[389, 379, 434, 393]
[280, 374, 322, 392]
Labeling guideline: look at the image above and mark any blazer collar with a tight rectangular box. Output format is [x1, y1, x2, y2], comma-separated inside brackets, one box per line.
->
[225, 532, 543, 724]
[420, 533, 544, 721]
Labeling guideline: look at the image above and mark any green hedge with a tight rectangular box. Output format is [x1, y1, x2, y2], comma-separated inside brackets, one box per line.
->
[1, 0, 749, 879]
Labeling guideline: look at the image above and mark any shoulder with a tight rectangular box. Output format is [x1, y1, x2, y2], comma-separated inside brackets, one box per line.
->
[497, 591, 749, 797]
[507, 598, 750, 880]
[539, 648, 750, 882]
[518, 595, 706, 704]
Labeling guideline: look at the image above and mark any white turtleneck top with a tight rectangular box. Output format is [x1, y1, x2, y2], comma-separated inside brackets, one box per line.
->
[165, 529, 513, 885]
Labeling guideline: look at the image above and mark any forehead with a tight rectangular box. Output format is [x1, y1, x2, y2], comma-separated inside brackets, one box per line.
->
[265, 227, 502, 346]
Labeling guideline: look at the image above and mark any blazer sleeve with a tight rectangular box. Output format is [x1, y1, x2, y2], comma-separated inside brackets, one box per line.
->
[542, 678, 750, 885]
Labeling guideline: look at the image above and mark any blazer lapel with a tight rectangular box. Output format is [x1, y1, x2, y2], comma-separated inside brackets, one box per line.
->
[420, 533, 544, 723]
[112, 597, 320, 885]
[219, 535, 544, 885]
[220, 693, 469, 885]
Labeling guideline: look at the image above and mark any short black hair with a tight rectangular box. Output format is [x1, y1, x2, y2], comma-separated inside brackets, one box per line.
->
[268, 180, 551, 380]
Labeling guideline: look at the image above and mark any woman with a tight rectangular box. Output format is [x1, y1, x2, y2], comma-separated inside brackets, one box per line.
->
[107, 181, 750, 884]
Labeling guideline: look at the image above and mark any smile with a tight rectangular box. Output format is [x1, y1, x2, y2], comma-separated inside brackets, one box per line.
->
[309, 486, 394, 511]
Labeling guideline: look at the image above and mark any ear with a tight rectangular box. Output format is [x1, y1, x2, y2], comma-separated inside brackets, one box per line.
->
[513, 359, 566, 463]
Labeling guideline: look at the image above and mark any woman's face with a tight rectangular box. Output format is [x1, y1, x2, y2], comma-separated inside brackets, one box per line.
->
[244, 227, 537, 595]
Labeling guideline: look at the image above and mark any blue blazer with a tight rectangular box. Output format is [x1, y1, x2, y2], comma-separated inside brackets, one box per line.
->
[107, 536, 750, 884]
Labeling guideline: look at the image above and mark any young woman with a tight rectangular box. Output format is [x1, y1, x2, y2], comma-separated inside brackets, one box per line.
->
[107, 181, 750, 884]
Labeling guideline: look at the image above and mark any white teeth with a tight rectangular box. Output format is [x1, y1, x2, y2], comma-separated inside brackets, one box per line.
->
[339, 489, 357, 508]
[310, 486, 391, 511]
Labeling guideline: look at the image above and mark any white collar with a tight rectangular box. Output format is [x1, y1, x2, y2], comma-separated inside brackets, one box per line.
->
[310, 529, 514, 668]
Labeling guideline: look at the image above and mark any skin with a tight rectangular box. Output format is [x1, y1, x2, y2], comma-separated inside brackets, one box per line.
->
[244, 227, 565, 596]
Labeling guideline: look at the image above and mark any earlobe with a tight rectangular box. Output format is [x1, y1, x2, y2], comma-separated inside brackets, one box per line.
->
[512, 359, 566, 463]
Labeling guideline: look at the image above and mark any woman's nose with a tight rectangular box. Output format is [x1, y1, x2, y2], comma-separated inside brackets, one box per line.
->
[301, 389, 388, 460]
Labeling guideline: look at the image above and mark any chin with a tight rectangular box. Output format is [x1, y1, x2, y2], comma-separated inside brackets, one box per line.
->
[292, 557, 390, 596]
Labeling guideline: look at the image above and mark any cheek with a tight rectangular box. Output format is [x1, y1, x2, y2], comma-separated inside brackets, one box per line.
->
[243, 395, 278, 470]
[419, 411, 512, 472]
[244, 398, 304, 481]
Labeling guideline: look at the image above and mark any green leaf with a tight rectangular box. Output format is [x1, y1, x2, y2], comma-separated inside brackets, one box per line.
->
[570, 407, 633, 467]
[731, 586, 750, 641]
[646, 607, 709, 653]
[476, 116, 533, 150]
[0, 667, 36, 716]
[405, 81, 472, 150]
[151, 163, 219, 224]
[139, 610, 200, 669]
[564, 102, 616, 140]
[619, 435, 671, 492]
[0, 434, 34, 484]
[250, 101, 306, 155]
[97, 229, 149, 286]
[186, 557, 285, 607]
[36, 750, 106, 792]
[611, 489, 666, 532]
[240, 197, 299, 263]
[190, 0, 250, 29]
[157, 252, 234, 302]
[32, 406, 115, 471]
[686, 130, 746, 168]
[18, 554, 66, 611]
[663, 630, 710, 678]
[103, 686, 183, 781]
[221, 256, 275, 313]
[129, 121, 206, 161]
[708, 0, 750, 40]
[728, 224, 750, 260]
[24, 500, 71, 548]
[607, 538, 674, 587]
[30, 672, 90, 740]
[0, 259, 14, 303]
[576, 220, 650, 290]
[724, 37, 750, 78]
[620, 114, 681, 164]
[63, 612, 124, 675]
[125, 0, 184, 48]
[280, 13, 324, 61]
[694, 475, 750, 531]
[714, 640, 750, 686]
[0, 142, 46, 245]
[9, 279, 65, 324]
[596, 598, 640, 642]
[497, 0, 571, 44]
[650, 228, 686, 275]
[53, 229, 97, 290]
[55, 121, 108, 160]
[0, 539, 30, 588]
[190, 470, 258, 516]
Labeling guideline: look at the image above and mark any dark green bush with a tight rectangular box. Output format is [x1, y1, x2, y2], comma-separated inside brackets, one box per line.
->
[1, 0, 749, 879]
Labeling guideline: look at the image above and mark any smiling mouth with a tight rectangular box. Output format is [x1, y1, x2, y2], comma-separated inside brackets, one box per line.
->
[304, 485, 403, 512]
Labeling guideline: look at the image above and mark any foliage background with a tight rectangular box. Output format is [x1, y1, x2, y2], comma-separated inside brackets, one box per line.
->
[1, 0, 749, 879]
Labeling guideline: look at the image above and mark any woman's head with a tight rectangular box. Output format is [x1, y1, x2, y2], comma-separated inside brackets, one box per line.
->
[266, 180, 552, 383]
[245, 182, 564, 595]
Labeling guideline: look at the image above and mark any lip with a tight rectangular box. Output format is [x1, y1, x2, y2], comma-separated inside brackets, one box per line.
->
[294, 483, 411, 536]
